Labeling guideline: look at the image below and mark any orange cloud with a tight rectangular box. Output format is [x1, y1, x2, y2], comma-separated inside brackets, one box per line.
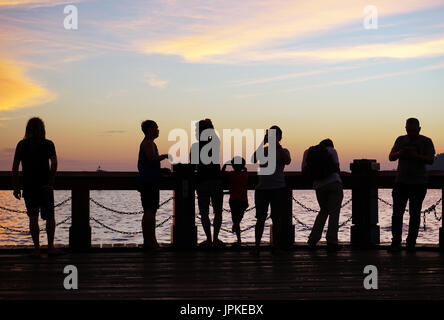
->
[0, 59, 55, 112]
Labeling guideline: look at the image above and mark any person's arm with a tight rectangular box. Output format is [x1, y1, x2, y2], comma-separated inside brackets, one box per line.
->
[389, 138, 402, 161]
[12, 143, 21, 200]
[414, 153, 435, 165]
[48, 155, 57, 187]
[12, 158, 21, 200]
[279, 147, 291, 165]
[416, 139, 435, 165]
[252, 134, 267, 164]
[221, 161, 230, 173]
[331, 148, 340, 172]
[143, 140, 168, 164]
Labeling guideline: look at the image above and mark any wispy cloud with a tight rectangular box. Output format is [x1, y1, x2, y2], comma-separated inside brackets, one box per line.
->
[144, 73, 168, 88]
[285, 61, 444, 91]
[0, 0, 85, 8]
[0, 58, 55, 112]
[141, 0, 444, 63]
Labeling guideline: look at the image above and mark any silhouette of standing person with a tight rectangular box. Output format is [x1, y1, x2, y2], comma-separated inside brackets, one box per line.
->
[190, 119, 224, 248]
[302, 139, 343, 252]
[388, 118, 435, 252]
[251, 126, 291, 255]
[12, 117, 63, 258]
[137, 120, 169, 250]
[222, 156, 249, 246]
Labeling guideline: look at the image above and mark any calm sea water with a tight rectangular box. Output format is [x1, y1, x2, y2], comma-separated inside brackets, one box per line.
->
[0, 189, 441, 246]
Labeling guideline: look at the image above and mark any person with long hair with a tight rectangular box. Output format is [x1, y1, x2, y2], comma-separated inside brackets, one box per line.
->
[12, 117, 62, 258]
[190, 119, 224, 248]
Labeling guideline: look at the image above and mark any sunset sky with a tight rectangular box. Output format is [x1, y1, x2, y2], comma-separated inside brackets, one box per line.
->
[1, 0, 443, 171]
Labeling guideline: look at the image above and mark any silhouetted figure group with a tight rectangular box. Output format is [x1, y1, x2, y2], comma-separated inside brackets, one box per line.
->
[11, 117, 435, 255]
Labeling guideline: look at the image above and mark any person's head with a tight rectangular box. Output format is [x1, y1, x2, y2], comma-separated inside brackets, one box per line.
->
[268, 125, 282, 142]
[195, 118, 214, 140]
[24, 117, 46, 140]
[141, 120, 159, 139]
[231, 156, 246, 171]
[405, 118, 420, 138]
[320, 138, 334, 148]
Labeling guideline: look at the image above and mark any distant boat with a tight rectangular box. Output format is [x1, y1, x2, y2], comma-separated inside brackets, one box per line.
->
[96, 165, 106, 172]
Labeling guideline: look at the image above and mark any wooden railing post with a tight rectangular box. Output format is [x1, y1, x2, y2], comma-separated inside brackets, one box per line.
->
[270, 188, 295, 249]
[69, 188, 91, 250]
[350, 159, 380, 247]
[440, 188, 444, 251]
[172, 164, 197, 249]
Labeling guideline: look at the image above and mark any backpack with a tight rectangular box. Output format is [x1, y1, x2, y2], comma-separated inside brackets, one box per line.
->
[303, 144, 337, 181]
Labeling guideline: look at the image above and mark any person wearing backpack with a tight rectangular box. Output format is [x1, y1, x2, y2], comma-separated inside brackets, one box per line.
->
[301, 139, 343, 252]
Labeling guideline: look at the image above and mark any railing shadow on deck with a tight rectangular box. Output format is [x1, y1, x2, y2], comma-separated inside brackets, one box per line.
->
[0, 160, 443, 250]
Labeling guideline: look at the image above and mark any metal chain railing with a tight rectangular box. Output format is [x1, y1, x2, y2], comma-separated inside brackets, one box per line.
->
[292, 197, 353, 230]
[0, 197, 72, 214]
[90, 196, 173, 215]
[89, 215, 173, 235]
[196, 214, 270, 234]
[0, 216, 72, 234]
[0, 197, 72, 233]
[378, 196, 442, 229]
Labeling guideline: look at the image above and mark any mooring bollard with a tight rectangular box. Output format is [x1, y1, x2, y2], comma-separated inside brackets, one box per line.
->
[270, 188, 295, 249]
[440, 188, 444, 251]
[69, 187, 91, 250]
[172, 164, 197, 248]
[350, 159, 380, 247]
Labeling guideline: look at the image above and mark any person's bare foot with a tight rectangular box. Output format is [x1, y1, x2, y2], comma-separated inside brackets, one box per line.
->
[199, 239, 212, 248]
[30, 248, 41, 259]
[213, 239, 226, 248]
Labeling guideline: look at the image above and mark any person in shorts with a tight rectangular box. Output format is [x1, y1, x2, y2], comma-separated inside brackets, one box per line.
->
[190, 119, 224, 248]
[222, 156, 248, 246]
[137, 120, 169, 250]
[12, 117, 62, 258]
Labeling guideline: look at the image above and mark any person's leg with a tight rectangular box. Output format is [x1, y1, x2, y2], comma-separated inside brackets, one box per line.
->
[41, 188, 59, 253]
[212, 180, 224, 244]
[24, 195, 40, 257]
[230, 201, 241, 244]
[308, 186, 329, 245]
[406, 184, 427, 249]
[29, 215, 40, 254]
[142, 209, 158, 248]
[141, 187, 159, 249]
[197, 182, 212, 244]
[391, 184, 409, 247]
[252, 190, 269, 253]
[325, 183, 344, 246]
[270, 188, 284, 249]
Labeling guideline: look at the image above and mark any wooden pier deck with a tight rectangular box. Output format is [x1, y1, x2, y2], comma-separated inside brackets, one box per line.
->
[1, 246, 443, 300]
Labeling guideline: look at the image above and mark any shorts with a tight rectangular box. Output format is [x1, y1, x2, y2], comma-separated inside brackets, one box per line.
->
[197, 179, 223, 216]
[229, 200, 248, 224]
[24, 187, 55, 220]
[254, 188, 285, 223]
[139, 185, 160, 212]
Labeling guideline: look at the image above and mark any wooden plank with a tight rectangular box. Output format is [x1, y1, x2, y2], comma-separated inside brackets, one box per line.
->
[0, 248, 443, 299]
